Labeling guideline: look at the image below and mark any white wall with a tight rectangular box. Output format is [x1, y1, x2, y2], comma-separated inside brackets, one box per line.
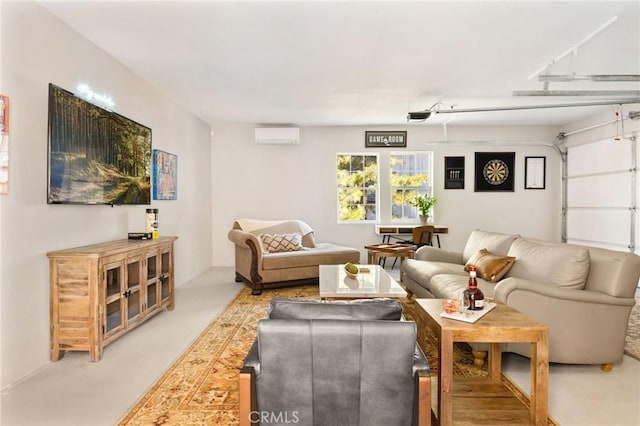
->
[0, 0, 4, 392]
[211, 124, 562, 266]
[1, 2, 213, 388]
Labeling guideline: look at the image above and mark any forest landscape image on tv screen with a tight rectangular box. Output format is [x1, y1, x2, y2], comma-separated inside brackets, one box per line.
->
[47, 83, 151, 205]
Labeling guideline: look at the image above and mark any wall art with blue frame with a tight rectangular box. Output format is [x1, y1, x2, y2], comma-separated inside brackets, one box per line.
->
[152, 149, 177, 200]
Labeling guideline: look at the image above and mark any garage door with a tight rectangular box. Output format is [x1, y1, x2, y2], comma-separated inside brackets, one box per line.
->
[566, 133, 638, 256]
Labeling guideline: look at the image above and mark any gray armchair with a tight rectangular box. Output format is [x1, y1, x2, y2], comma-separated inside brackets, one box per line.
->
[239, 298, 431, 426]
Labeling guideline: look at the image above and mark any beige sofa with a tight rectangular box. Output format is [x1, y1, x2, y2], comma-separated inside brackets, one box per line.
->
[402, 229, 640, 368]
[228, 219, 360, 295]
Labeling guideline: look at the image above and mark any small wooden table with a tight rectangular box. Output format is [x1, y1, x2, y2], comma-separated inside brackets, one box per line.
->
[414, 299, 549, 426]
[364, 243, 415, 281]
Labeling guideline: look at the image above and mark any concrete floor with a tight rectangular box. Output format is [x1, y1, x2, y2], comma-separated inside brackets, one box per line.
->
[1, 266, 638, 426]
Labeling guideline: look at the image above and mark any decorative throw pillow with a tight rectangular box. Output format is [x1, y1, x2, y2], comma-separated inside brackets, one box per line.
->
[259, 232, 304, 253]
[464, 248, 516, 282]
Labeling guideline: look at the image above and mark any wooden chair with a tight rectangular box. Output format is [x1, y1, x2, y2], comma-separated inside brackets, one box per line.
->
[389, 225, 434, 269]
[412, 225, 435, 248]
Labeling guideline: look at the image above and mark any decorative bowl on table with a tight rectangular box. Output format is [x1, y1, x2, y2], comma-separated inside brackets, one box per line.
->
[344, 263, 359, 279]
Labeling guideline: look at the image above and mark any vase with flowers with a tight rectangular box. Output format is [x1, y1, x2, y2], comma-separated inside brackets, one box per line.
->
[411, 194, 437, 224]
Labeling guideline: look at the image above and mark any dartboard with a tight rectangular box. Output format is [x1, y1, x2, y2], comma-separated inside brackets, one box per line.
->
[483, 159, 509, 185]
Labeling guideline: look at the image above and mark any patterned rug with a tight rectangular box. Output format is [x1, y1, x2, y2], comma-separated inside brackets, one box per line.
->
[625, 291, 640, 361]
[117, 285, 559, 425]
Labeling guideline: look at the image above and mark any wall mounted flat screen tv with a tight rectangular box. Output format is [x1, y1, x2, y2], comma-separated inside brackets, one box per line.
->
[47, 83, 151, 205]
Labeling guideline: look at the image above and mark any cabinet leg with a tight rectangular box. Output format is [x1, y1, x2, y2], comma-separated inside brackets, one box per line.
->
[51, 347, 63, 362]
[90, 348, 102, 362]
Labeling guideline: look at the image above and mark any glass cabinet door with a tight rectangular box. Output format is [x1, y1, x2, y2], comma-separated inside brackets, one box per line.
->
[146, 253, 160, 312]
[104, 261, 124, 336]
[126, 257, 143, 324]
[160, 248, 172, 302]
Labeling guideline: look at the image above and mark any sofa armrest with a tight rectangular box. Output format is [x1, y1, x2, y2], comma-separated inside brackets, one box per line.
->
[494, 277, 635, 364]
[412, 344, 431, 426]
[228, 229, 261, 250]
[494, 277, 635, 307]
[412, 343, 430, 377]
[228, 229, 265, 289]
[239, 365, 257, 426]
[242, 340, 261, 375]
[414, 246, 463, 264]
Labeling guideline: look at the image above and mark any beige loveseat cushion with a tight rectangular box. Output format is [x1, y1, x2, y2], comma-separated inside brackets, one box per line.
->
[401, 260, 467, 291]
[429, 274, 496, 300]
[261, 243, 360, 271]
[506, 238, 590, 290]
[462, 229, 520, 264]
[582, 246, 640, 298]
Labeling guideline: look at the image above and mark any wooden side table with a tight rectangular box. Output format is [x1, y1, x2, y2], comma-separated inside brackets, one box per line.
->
[364, 243, 415, 282]
[414, 299, 549, 426]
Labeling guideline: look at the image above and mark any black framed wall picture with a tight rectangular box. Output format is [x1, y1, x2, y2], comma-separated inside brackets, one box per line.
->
[444, 156, 465, 189]
[474, 152, 515, 192]
[525, 156, 546, 189]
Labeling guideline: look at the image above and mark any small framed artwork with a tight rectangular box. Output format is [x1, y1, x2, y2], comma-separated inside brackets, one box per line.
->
[444, 156, 465, 189]
[525, 156, 546, 189]
[365, 131, 407, 148]
[474, 152, 515, 192]
[152, 149, 178, 200]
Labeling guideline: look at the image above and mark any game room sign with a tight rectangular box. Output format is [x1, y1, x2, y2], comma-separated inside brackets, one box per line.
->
[365, 131, 407, 148]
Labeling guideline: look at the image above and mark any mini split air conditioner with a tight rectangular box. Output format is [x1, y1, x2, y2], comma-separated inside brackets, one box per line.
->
[255, 127, 300, 145]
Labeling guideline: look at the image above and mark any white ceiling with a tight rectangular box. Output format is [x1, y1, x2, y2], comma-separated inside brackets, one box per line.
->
[40, 0, 640, 127]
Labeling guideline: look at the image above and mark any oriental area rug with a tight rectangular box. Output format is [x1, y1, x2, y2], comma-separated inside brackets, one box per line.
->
[625, 291, 640, 361]
[117, 285, 567, 425]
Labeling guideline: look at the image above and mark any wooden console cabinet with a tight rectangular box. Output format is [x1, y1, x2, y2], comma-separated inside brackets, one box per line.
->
[48, 236, 177, 361]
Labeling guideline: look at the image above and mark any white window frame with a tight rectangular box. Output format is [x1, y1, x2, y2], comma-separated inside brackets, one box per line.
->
[336, 152, 379, 223]
[389, 151, 434, 222]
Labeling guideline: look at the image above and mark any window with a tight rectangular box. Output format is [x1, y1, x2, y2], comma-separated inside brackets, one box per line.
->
[337, 153, 378, 222]
[390, 152, 433, 220]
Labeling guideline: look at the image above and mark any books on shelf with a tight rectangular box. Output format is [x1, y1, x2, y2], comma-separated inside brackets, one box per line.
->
[440, 301, 497, 323]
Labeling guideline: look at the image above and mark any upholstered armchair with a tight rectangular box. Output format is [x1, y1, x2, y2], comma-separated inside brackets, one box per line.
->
[238, 298, 431, 426]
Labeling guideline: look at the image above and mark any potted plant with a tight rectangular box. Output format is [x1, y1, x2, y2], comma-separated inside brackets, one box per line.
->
[411, 194, 437, 224]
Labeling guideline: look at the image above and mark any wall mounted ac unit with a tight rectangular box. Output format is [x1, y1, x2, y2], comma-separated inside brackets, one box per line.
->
[255, 127, 300, 145]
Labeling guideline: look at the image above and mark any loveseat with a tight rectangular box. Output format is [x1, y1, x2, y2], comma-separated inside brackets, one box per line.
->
[228, 219, 360, 295]
[402, 229, 640, 368]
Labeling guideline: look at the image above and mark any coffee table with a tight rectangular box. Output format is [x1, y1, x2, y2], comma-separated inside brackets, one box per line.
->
[318, 264, 407, 299]
[414, 299, 549, 426]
